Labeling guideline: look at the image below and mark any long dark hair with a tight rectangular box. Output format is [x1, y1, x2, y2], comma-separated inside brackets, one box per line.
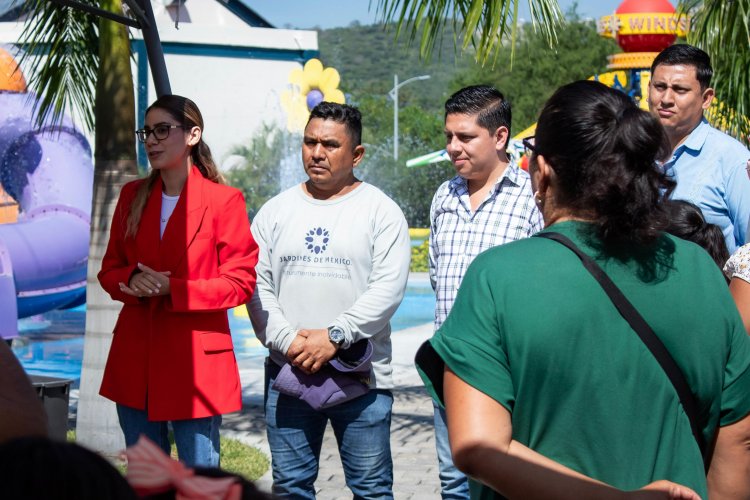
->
[665, 199, 729, 269]
[125, 95, 224, 238]
[534, 80, 675, 248]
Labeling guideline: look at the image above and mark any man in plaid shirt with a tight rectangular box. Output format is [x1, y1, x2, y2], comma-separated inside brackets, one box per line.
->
[428, 85, 543, 499]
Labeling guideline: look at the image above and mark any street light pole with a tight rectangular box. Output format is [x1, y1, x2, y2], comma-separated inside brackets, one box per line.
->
[388, 74, 431, 161]
[393, 74, 398, 161]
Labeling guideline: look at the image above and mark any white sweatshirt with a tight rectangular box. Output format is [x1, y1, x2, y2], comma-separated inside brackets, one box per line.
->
[247, 182, 411, 389]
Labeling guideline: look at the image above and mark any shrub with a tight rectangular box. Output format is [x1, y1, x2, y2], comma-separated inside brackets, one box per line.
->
[410, 239, 429, 272]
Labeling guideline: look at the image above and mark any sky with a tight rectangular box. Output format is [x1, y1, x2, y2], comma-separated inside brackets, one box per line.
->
[248, 0, 626, 30]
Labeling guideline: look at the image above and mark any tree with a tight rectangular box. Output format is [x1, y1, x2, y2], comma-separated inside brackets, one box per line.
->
[453, 10, 618, 131]
[680, 0, 750, 145]
[373, 0, 749, 145]
[372, 0, 564, 65]
[353, 94, 454, 227]
[223, 101, 452, 228]
[224, 125, 299, 220]
[20, 0, 138, 457]
[319, 23, 483, 112]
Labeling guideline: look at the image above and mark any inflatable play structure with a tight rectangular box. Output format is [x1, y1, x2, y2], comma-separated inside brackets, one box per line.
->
[407, 0, 688, 170]
[0, 48, 93, 340]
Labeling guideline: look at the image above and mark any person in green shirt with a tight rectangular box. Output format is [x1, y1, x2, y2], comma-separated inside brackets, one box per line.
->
[417, 80, 750, 500]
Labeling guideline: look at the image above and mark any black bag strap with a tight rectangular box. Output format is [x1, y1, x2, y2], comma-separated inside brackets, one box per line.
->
[535, 231, 707, 464]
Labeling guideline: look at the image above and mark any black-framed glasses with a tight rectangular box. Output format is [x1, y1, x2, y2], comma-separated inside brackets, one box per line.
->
[135, 124, 183, 143]
[522, 136, 536, 155]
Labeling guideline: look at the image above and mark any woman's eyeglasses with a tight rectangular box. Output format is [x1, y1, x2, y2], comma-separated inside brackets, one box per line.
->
[522, 136, 536, 156]
[135, 124, 183, 143]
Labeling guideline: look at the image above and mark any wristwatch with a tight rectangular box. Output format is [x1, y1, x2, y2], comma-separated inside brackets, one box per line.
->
[328, 326, 345, 346]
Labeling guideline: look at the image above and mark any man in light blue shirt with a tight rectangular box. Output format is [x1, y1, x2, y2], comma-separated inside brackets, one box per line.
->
[649, 44, 750, 253]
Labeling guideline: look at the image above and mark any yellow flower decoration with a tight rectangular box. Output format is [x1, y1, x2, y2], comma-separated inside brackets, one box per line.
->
[280, 58, 346, 132]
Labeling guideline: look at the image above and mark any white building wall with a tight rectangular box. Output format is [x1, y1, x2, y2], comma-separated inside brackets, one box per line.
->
[156, 54, 297, 166]
[0, 0, 318, 170]
[134, 2, 317, 169]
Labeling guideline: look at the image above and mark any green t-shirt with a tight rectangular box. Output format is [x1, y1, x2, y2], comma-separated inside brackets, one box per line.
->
[418, 221, 750, 499]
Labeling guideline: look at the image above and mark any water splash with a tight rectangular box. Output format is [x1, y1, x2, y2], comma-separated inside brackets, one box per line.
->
[278, 131, 305, 191]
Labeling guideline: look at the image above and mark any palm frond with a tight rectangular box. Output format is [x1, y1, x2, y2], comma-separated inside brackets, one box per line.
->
[371, 0, 563, 65]
[18, 0, 99, 131]
[679, 0, 750, 144]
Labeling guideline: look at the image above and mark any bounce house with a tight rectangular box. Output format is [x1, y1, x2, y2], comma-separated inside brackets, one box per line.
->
[0, 47, 93, 340]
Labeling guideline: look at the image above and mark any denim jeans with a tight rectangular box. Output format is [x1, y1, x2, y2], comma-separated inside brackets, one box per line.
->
[265, 360, 394, 500]
[433, 401, 470, 499]
[116, 404, 221, 468]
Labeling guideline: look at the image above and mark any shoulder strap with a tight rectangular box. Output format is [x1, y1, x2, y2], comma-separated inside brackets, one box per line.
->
[534, 231, 707, 464]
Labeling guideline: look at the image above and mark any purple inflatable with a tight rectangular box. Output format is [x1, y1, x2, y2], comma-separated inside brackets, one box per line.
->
[0, 92, 93, 339]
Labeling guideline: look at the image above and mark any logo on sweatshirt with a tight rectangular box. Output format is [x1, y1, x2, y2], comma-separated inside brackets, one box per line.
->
[305, 227, 330, 254]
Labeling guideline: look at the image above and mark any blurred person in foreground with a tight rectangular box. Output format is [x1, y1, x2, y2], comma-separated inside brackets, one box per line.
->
[0, 436, 137, 500]
[417, 80, 750, 500]
[0, 341, 47, 444]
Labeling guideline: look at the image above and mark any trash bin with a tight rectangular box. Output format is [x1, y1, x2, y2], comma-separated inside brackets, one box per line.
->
[29, 375, 73, 441]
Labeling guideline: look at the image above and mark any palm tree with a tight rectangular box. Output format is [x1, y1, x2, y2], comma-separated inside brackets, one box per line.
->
[680, 0, 750, 145]
[373, 0, 748, 145]
[372, 0, 563, 65]
[20, 0, 137, 456]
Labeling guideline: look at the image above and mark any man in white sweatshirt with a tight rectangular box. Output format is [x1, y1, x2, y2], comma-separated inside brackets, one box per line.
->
[248, 102, 411, 499]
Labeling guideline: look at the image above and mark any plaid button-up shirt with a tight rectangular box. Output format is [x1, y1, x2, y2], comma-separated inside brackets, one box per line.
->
[429, 162, 543, 329]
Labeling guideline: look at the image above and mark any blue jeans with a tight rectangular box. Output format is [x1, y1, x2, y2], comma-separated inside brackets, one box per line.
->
[116, 404, 221, 468]
[433, 401, 469, 499]
[265, 360, 394, 499]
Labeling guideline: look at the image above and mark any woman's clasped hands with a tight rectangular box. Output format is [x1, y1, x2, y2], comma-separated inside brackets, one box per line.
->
[119, 262, 171, 297]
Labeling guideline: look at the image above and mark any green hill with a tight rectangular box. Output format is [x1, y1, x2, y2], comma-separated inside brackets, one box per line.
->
[319, 22, 482, 117]
[318, 13, 618, 132]
[227, 13, 620, 228]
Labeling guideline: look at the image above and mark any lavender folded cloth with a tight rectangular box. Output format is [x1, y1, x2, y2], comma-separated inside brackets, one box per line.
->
[273, 339, 373, 410]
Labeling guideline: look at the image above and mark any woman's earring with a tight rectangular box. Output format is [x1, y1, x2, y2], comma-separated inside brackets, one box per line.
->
[534, 190, 544, 208]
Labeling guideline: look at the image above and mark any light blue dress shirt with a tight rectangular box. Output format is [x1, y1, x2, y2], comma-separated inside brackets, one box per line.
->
[665, 118, 750, 254]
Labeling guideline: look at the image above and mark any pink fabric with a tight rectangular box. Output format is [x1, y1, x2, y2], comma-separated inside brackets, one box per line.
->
[125, 436, 241, 500]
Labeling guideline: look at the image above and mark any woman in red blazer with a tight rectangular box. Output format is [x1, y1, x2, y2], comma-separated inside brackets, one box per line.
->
[98, 95, 258, 467]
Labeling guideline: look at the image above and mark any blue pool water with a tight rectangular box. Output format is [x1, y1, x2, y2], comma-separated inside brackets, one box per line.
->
[11, 281, 435, 383]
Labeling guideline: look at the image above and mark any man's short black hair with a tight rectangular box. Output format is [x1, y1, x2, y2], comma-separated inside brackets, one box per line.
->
[308, 102, 362, 147]
[445, 85, 512, 138]
[650, 44, 713, 90]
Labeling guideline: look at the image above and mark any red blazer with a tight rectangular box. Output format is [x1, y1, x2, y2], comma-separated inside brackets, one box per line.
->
[98, 166, 258, 420]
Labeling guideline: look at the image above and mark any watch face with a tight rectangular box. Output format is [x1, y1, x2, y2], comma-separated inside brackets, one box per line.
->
[329, 327, 345, 343]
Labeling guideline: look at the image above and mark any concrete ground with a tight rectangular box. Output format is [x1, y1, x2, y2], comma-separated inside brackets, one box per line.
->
[66, 273, 442, 498]
[223, 320, 443, 499]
